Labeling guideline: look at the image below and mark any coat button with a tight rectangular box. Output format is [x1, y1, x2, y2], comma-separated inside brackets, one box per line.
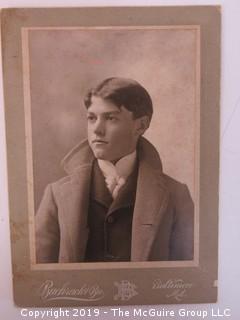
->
[107, 216, 114, 223]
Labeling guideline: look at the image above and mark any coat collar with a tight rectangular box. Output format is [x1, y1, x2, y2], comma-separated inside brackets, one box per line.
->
[61, 139, 94, 175]
[61, 136, 163, 175]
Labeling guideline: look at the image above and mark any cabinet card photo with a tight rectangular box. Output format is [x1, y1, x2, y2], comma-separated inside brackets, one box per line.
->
[1, 6, 220, 306]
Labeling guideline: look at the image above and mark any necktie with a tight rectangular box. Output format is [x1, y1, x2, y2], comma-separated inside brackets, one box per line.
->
[98, 151, 136, 199]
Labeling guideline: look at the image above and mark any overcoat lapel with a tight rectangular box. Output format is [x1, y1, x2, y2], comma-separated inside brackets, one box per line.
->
[58, 140, 94, 262]
[131, 140, 170, 261]
[58, 165, 92, 262]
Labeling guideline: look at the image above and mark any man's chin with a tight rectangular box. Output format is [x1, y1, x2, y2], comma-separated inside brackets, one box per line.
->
[92, 150, 109, 160]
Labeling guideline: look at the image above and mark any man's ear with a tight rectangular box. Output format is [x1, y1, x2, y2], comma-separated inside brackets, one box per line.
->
[135, 116, 150, 136]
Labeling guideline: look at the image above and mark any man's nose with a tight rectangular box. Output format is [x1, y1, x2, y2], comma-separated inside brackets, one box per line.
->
[93, 118, 105, 136]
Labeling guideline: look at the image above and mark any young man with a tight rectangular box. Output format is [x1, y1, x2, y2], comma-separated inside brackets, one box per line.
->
[35, 77, 194, 263]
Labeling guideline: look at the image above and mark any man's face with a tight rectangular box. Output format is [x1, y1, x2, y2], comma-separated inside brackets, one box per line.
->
[87, 96, 142, 162]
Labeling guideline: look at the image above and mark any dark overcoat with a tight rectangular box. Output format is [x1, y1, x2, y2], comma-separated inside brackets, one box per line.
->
[35, 137, 194, 263]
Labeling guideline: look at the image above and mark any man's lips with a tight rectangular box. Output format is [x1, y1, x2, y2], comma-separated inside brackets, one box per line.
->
[92, 140, 108, 144]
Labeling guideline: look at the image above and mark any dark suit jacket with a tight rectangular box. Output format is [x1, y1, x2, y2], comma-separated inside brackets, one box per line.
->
[35, 137, 194, 263]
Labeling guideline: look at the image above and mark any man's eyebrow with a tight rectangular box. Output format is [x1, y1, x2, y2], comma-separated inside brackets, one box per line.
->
[87, 111, 121, 115]
[104, 111, 121, 115]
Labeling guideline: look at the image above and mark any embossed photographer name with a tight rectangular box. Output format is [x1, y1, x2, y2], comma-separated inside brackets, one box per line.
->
[37, 280, 104, 301]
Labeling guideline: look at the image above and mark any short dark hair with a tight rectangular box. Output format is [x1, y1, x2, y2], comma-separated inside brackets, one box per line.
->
[84, 77, 153, 121]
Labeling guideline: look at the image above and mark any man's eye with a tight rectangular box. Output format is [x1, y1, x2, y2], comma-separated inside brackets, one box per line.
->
[106, 115, 117, 121]
[87, 115, 96, 121]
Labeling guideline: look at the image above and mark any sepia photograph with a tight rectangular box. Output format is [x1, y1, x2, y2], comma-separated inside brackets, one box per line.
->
[23, 27, 199, 265]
